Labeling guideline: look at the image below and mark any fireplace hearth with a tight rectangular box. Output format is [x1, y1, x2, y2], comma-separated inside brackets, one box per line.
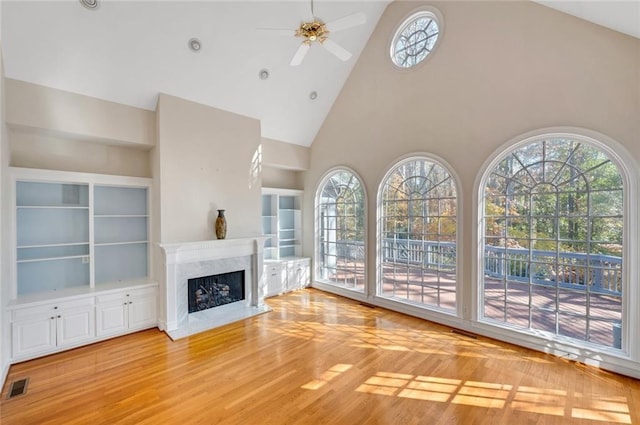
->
[188, 270, 245, 313]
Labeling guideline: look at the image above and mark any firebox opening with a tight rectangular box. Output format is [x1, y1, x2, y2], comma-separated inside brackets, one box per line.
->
[188, 270, 245, 313]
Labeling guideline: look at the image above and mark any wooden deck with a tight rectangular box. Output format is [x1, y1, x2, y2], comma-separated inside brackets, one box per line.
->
[330, 261, 622, 348]
[2, 289, 639, 424]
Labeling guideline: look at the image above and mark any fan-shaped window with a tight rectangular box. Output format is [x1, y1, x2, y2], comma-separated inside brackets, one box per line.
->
[316, 169, 366, 292]
[378, 158, 457, 311]
[390, 10, 441, 69]
[481, 138, 624, 349]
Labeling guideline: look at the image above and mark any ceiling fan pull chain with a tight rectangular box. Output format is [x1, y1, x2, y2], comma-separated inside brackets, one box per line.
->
[311, 0, 314, 18]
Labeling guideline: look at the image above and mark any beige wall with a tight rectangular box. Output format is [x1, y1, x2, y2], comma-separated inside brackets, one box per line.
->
[262, 137, 310, 171]
[156, 93, 262, 244]
[262, 166, 304, 190]
[4, 79, 154, 177]
[9, 127, 151, 177]
[5, 79, 155, 148]
[303, 0, 640, 315]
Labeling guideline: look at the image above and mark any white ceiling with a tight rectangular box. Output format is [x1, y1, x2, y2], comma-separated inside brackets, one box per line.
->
[533, 1, 640, 40]
[1, 1, 638, 147]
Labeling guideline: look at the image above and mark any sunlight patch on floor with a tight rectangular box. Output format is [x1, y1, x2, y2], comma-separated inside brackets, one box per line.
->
[353, 371, 630, 423]
[301, 363, 353, 390]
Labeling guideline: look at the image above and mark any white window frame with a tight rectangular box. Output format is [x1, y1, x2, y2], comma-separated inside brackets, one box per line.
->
[389, 6, 444, 71]
[474, 128, 639, 366]
[376, 153, 463, 316]
[314, 167, 368, 295]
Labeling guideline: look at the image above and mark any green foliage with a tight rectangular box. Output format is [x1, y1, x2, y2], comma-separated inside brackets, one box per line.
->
[484, 140, 623, 256]
[381, 160, 457, 242]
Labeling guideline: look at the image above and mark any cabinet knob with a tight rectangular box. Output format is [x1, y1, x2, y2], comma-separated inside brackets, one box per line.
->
[54, 306, 58, 310]
[129, 301, 133, 305]
[57, 315, 61, 318]
[124, 303, 128, 306]
[126, 294, 130, 297]
[50, 317, 55, 320]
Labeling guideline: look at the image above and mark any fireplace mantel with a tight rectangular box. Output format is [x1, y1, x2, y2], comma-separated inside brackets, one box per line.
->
[159, 237, 270, 339]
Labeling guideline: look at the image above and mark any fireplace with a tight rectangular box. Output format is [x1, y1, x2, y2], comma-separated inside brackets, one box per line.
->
[188, 270, 245, 313]
[160, 237, 271, 340]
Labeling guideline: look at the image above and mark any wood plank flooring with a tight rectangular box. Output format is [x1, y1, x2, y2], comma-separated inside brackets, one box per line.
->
[2, 289, 639, 425]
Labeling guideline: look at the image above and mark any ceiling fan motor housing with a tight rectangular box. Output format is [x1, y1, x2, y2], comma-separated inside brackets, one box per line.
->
[296, 21, 329, 43]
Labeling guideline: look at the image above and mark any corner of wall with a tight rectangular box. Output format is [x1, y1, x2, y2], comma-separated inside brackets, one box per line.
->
[0, 40, 13, 385]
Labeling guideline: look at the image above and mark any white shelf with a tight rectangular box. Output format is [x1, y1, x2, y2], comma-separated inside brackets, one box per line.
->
[17, 255, 88, 264]
[17, 206, 89, 210]
[18, 242, 89, 249]
[13, 169, 151, 296]
[94, 241, 148, 247]
[262, 188, 303, 260]
[94, 214, 148, 218]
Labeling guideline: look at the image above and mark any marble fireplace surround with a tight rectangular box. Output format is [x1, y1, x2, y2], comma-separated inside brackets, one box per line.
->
[160, 237, 270, 340]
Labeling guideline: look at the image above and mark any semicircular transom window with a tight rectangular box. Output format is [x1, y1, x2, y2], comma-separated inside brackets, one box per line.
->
[391, 11, 440, 68]
[481, 138, 625, 349]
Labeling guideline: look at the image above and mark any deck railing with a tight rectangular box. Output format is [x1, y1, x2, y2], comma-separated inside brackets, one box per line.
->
[334, 239, 622, 296]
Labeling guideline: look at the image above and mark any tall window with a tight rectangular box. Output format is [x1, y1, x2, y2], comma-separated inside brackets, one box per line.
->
[316, 169, 365, 292]
[379, 158, 457, 311]
[481, 138, 624, 349]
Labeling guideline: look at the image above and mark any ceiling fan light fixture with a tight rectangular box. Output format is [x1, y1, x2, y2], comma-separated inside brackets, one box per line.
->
[296, 21, 329, 44]
[79, 0, 99, 10]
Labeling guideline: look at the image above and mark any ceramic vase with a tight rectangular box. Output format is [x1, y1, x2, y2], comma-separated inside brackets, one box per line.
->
[215, 209, 227, 239]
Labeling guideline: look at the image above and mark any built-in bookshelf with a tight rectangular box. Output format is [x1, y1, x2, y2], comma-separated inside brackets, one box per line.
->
[261, 188, 302, 260]
[12, 168, 152, 298]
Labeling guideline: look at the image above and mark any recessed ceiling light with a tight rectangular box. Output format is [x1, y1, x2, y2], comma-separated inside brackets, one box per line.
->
[258, 69, 270, 80]
[79, 0, 99, 10]
[188, 38, 202, 52]
[309, 91, 318, 100]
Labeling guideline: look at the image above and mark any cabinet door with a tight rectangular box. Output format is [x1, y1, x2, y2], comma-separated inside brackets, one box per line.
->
[12, 316, 56, 358]
[265, 263, 285, 297]
[57, 308, 95, 347]
[286, 260, 310, 291]
[128, 294, 157, 330]
[96, 302, 128, 337]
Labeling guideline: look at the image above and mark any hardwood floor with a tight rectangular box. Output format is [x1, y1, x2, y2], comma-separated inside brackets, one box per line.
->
[2, 289, 639, 425]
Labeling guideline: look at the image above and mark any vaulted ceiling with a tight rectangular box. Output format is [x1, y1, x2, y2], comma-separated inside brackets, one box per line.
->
[2, 1, 638, 147]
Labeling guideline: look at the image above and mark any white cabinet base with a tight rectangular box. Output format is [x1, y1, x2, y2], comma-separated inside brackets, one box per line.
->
[264, 258, 310, 298]
[12, 317, 56, 358]
[10, 283, 158, 362]
[57, 309, 95, 348]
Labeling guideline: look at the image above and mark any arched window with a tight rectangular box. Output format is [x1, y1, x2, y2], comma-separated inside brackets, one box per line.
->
[316, 169, 366, 292]
[481, 137, 625, 349]
[378, 157, 458, 311]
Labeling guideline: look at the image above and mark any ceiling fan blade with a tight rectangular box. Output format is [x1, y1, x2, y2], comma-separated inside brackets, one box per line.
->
[321, 38, 352, 61]
[257, 28, 296, 37]
[290, 43, 310, 66]
[325, 12, 366, 33]
[301, 1, 314, 22]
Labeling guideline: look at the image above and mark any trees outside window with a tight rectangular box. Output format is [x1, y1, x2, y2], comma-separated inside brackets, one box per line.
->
[378, 157, 458, 311]
[481, 138, 624, 349]
[316, 169, 366, 291]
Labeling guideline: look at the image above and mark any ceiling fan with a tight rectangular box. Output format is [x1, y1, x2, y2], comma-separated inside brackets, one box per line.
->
[260, 0, 366, 66]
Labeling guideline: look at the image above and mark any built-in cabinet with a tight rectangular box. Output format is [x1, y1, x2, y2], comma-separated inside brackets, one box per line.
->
[261, 188, 311, 297]
[11, 297, 95, 359]
[9, 167, 157, 362]
[263, 258, 311, 298]
[261, 188, 302, 260]
[10, 284, 157, 361]
[96, 287, 157, 337]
